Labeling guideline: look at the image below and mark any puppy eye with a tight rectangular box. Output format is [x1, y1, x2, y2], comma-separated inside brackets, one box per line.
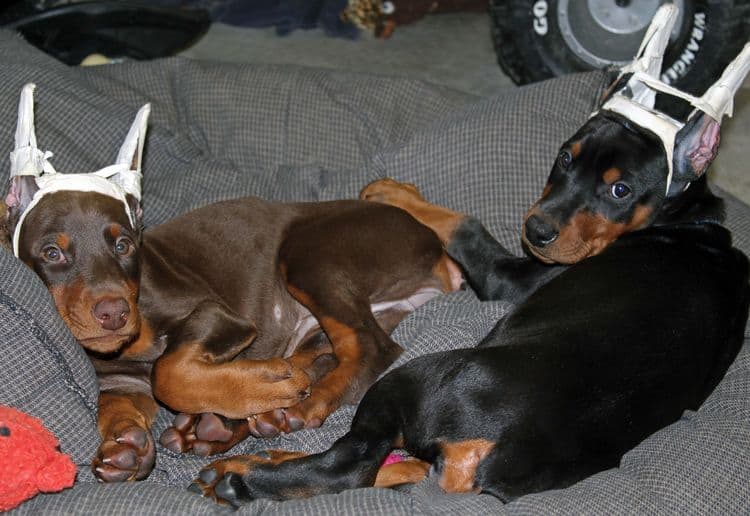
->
[610, 182, 632, 199]
[558, 150, 573, 169]
[0, 426, 9, 437]
[114, 237, 133, 256]
[41, 245, 65, 263]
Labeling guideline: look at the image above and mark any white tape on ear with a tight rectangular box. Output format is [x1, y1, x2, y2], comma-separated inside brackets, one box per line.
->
[594, 5, 750, 195]
[8, 84, 151, 257]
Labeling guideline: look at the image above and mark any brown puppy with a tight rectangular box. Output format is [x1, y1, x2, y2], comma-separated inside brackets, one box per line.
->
[4, 94, 461, 482]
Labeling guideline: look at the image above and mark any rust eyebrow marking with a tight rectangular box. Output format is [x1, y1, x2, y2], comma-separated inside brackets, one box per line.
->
[602, 167, 622, 185]
[437, 439, 496, 493]
[56, 233, 70, 250]
[570, 141, 583, 159]
[109, 224, 122, 239]
[540, 183, 552, 200]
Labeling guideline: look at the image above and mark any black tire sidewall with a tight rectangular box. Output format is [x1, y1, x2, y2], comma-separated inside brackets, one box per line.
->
[492, 0, 749, 94]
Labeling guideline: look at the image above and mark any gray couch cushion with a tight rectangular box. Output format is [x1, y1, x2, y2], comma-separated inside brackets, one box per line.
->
[2, 30, 748, 514]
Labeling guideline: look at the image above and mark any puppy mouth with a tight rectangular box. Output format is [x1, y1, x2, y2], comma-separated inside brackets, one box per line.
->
[522, 234, 593, 265]
[77, 332, 137, 354]
[522, 237, 557, 264]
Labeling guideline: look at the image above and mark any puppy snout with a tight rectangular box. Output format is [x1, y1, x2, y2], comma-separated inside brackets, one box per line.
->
[524, 215, 559, 248]
[92, 297, 130, 331]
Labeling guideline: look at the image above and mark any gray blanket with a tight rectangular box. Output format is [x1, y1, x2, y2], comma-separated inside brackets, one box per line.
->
[1, 30, 749, 514]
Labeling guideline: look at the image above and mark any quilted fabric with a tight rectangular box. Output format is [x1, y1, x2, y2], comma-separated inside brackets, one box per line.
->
[1, 30, 748, 514]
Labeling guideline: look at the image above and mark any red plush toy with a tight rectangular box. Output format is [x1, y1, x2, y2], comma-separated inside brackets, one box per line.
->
[0, 405, 76, 511]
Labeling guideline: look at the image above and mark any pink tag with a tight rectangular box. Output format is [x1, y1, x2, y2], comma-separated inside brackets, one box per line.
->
[382, 452, 404, 466]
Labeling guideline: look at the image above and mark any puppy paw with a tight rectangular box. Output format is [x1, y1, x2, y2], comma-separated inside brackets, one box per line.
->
[359, 178, 425, 205]
[92, 424, 155, 482]
[190, 451, 307, 506]
[248, 400, 325, 438]
[160, 413, 250, 456]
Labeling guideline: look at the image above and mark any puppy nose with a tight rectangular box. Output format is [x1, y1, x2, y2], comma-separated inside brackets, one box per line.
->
[92, 297, 130, 331]
[525, 215, 559, 247]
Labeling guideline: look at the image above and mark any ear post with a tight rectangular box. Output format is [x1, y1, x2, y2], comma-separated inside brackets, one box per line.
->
[112, 103, 151, 202]
[9, 83, 55, 178]
[6, 84, 45, 229]
[697, 42, 750, 121]
[619, 4, 679, 108]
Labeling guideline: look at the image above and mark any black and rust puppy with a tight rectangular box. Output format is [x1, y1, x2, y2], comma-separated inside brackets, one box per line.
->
[193, 106, 750, 503]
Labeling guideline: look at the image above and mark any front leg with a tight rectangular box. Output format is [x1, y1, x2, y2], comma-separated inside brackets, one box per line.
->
[152, 300, 312, 419]
[361, 178, 566, 303]
[92, 391, 158, 482]
[192, 450, 309, 506]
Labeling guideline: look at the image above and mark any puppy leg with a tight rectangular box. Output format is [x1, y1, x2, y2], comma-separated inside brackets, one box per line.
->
[362, 178, 565, 303]
[258, 280, 402, 435]
[93, 390, 158, 482]
[359, 178, 466, 245]
[193, 374, 404, 505]
[153, 300, 312, 419]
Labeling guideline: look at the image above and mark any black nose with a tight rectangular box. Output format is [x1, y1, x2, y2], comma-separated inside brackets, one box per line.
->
[92, 297, 130, 331]
[525, 215, 559, 247]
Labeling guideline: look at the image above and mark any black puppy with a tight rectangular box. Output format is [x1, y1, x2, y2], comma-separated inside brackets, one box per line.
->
[191, 99, 750, 503]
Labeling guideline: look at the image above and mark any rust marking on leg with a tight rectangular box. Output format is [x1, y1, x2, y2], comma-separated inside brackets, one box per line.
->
[438, 439, 496, 493]
[152, 341, 310, 418]
[359, 178, 466, 245]
[287, 282, 320, 313]
[98, 391, 159, 437]
[279, 284, 366, 427]
[375, 458, 431, 487]
[432, 254, 463, 293]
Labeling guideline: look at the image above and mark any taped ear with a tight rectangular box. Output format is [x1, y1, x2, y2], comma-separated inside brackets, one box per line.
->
[4, 176, 39, 234]
[672, 112, 721, 185]
[111, 103, 150, 203]
[111, 103, 150, 229]
[6, 83, 46, 234]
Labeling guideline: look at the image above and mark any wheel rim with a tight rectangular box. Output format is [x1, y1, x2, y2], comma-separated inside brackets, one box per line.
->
[557, 0, 685, 67]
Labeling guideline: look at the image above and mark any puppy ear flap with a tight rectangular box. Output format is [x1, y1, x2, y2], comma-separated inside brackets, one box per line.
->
[672, 111, 721, 183]
[4, 176, 39, 236]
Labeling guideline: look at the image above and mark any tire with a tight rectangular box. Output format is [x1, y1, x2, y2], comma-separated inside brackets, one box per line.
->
[491, 0, 750, 97]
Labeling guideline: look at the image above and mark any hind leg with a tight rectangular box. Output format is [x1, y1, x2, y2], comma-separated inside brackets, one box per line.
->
[194, 374, 404, 505]
[248, 336, 338, 438]
[360, 178, 467, 245]
[274, 282, 402, 432]
[248, 205, 455, 435]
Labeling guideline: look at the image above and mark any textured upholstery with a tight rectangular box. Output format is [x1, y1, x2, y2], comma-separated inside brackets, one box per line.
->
[1, 30, 748, 514]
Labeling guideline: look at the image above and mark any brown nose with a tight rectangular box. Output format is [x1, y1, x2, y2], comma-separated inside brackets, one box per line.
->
[92, 297, 130, 331]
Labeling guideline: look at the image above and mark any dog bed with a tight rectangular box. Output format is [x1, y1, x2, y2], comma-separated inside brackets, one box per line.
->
[1, 29, 749, 514]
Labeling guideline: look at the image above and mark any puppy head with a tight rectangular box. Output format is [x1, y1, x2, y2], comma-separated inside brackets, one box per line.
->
[16, 190, 143, 354]
[4, 84, 149, 353]
[522, 108, 720, 264]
